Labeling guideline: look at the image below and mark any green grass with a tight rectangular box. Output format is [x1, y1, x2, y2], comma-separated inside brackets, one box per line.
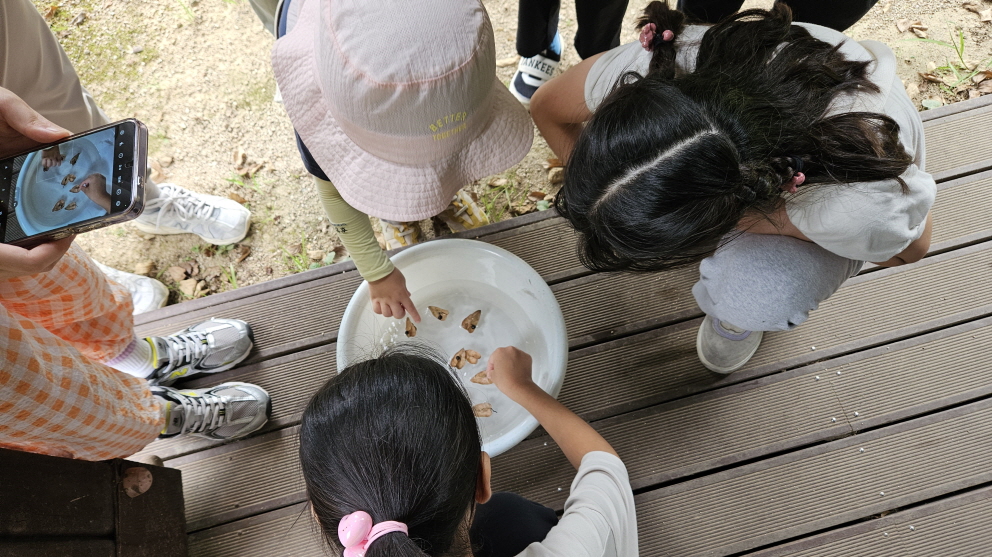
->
[907, 30, 992, 92]
[479, 171, 518, 223]
[221, 264, 239, 289]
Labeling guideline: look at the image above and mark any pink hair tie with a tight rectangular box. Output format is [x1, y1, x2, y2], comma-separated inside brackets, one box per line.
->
[339, 511, 409, 557]
[781, 172, 805, 194]
[639, 24, 676, 51]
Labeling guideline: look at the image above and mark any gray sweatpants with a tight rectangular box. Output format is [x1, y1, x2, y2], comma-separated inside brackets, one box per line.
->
[692, 233, 864, 332]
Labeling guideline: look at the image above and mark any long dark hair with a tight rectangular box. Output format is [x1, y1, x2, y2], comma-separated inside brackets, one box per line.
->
[299, 346, 481, 556]
[555, 2, 913, 272]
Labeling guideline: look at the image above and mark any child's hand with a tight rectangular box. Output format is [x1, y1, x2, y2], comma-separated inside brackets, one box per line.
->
[485, 347, 536, 399]
[41, 146, 64, 169]
[79, 173, 111, 213]
[369, 268, 421, 322]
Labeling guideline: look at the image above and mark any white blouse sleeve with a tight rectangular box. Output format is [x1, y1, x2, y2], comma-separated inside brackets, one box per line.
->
[517, 452, 638, 557]
[786, 164, 936, 262]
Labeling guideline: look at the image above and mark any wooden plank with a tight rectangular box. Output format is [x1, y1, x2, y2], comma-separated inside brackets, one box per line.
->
[114, 461, 188, 557]
[929, 169, 992, 253]
[557, 242, 992, 422]
[492, 315, 992, 511]
[924, 100, 992, 180]
[169, 241, 992, 531]
[749, 484, 992, 556]
[635, 399, 992, 556]
[0, 540, 115, 557]
[0, 448, 115, 537]
[187, 503, 321, 557]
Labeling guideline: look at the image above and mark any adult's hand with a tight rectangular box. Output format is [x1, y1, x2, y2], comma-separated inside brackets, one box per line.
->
[0, 237, 76, 280]
[0, 85, 70, 158]
[0, 87, 75, 279]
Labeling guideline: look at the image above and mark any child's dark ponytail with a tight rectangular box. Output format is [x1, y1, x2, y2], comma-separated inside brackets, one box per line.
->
[300, 345, 482, 557]
[636, 1, 686, 78]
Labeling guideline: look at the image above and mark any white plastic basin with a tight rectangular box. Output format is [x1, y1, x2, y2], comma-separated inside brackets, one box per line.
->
[336, 238, 568, 457]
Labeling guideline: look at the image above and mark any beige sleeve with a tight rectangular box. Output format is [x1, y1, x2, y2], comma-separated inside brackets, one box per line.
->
[314, 178, 394, 282]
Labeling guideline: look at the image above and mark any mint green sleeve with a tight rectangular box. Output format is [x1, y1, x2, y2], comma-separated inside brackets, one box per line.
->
[314, 177, 394, 282]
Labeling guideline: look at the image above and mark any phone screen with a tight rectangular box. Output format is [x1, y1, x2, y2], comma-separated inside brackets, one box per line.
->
[0, 122, 137, 244]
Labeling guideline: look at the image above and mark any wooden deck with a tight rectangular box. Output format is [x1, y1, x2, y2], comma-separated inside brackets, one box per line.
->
[133, 95, 992, 556]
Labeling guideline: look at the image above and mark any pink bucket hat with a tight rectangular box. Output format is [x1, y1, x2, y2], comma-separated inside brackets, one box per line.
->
[271, 0, 534, 222]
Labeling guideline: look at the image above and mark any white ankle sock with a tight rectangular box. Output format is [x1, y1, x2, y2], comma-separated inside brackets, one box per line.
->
[105, 337, 156, 378]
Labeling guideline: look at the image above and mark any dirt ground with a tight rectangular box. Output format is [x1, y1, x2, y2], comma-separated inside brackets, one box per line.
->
[32, 0, 992, 305]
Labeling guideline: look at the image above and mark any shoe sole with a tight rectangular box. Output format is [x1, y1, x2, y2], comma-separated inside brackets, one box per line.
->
[131, 220, 249, 245]
[696, 325, 764, 375]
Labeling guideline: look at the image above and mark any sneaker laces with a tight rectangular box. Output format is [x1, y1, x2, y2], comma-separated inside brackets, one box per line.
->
[174, 391, 231, 435]
[145, 186, 216, 229]
[164, 330, 211, 369]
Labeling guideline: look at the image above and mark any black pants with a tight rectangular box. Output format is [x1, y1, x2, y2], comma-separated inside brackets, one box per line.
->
[517, 0, 631, 59]
[470, 492, 558, 557]
[677, 0, 879, 31]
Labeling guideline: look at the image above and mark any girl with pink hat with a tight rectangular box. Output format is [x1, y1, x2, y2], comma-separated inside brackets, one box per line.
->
[271, 0, 534, 322]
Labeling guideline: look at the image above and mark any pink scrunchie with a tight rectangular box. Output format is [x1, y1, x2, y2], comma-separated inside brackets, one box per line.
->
[780, 172, 805, 194]
[639, 23, 675, 51]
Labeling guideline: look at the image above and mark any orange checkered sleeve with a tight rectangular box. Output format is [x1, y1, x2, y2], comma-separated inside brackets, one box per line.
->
[0, 244, 162, 460]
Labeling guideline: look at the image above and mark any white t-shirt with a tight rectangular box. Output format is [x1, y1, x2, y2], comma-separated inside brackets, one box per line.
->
[584, 24, 936, 263]
[517, 451, 638, 557]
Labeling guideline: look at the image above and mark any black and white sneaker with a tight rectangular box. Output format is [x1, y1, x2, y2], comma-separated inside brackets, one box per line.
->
[148, 318, 253, 387]
[510, 32, 562, 108]
[153, 382, 271, 440]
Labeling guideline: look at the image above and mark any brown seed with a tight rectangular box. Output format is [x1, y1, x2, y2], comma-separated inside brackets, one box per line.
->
[464, 350, 482, 365]
[405, 317, 417, 338]
[70, 153, 80, 165]
[461, 310, 481, 333]
[69, 184, 81, 193]
[450, 349, 467, 369]
[470, 371, 492, 385]
[52, 198, 65, 212]
[472, 402, 493, 418]
[64, 200, 77, 211]
[428, 306, 449, 321]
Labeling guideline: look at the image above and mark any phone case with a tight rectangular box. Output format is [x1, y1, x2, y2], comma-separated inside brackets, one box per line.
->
[6, 120, 148, 249]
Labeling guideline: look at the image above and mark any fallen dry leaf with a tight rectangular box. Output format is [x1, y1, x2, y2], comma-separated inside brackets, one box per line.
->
[70, 11, 86, 25]
[896, 18, 912, 32]
[969, 89, 983, 99]
[978, 80, 992, 94]
[43, 5, 59, 20]
[233, 148, 247, 166]
[911, 28, 928, 39]
[972, 70, 992, 84]
[470, 370, 492, 385]
[405, 318, 417, 338]
[235, 244, 251, 263]
[461, 310, 481, 333]
[527, 191, 546, 201]
[150, 159, 167, 183]
[919, 72, 944, 83]
[511, 201, 537, 216]
[905, 82, 920, 99]
[473, 402, 493, 418]
[183, 261, 200, 278]
[548, 167, 564, 185]
[166, 266, 187, 282]
[227, 192, 246, 204]
[179, 278, 199, 298]
[542, 158, 563, 170]
[133, 261, 155, 275]
[489, 177, 509, 188]
[428, 306, 449, 321]
[496, 55, 520, 68]
[307, 249, 325, 262]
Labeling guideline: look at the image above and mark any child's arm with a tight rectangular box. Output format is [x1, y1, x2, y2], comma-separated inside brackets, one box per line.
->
[530, 53, 601, 162]
[486, 347, 617, 468]
[314, 178, 421, 322]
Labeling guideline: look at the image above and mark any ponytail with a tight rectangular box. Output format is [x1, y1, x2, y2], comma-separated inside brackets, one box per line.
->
[636, 1, 686, 78]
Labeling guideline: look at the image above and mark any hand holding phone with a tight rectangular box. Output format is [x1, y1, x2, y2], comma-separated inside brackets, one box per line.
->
[0, 86, 69, 158]
[0, 235, 75, 280]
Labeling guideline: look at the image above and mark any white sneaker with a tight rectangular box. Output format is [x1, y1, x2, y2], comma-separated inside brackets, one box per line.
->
[380, 220, 421, 250]
[94, 261, 168, 315]
[696, 315, 764, 374]
[134, 183, 250, 245]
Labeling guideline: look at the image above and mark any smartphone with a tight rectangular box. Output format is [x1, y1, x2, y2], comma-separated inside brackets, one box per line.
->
[0, 119, 147, 248]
